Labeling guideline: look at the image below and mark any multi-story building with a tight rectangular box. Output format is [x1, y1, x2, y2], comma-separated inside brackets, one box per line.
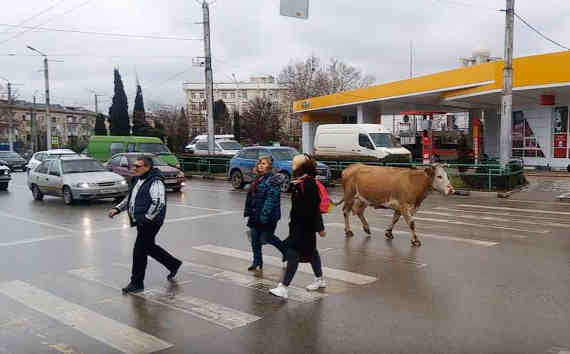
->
[182, 76, 301, 145]
[0, 99, 97, 151]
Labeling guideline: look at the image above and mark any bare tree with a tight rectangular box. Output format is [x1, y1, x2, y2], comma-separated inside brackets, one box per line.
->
[278, 55, 375, 101]
[240, 97, 282, 145]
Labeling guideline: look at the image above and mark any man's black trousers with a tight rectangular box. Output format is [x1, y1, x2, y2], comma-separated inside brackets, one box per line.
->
[131, 222, 181, 285]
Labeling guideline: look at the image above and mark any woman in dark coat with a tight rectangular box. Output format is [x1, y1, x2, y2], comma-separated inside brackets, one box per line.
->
[270, 154, 326, 299]
[243, 155, 286, 271]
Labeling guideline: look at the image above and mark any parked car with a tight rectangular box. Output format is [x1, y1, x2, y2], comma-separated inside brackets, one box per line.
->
[314, 124, 412, 162]
[87, 135, 181, 169]
[185, 134, 236, 153]
[27, 156, 129, 205]
[228, 146, 331, 192]
[0, 160, 11, 191]
[192, 139, 242, 156]
[106, 153, 186, 192]
[0, 151, 27, 171]
[26, 149, 78, 172]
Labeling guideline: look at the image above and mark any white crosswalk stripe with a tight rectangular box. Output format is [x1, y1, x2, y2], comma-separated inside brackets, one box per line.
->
[0, 280, 173, 354]
[68, 267, 262, 330]
[192, 244, 378, 285]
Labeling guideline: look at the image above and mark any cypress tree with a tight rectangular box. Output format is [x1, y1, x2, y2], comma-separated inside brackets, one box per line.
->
[108, 68, 130, 136]
[132, 83, 152, 136]
[232, 111, 241, 142]
[94, 113, 108, 135]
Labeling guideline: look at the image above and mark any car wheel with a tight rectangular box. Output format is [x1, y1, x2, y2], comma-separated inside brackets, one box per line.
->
[231, 170, 244, 189]
[32, 184, 43, 201]
[63, 186, 74, 205]
[0, 183, 8, 191]
[280, 172, 291, 193]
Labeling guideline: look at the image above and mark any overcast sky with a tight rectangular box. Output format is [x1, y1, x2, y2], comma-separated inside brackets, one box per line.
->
[0, 0, 568, 114]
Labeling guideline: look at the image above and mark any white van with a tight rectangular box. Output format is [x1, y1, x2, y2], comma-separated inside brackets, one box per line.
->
[313, 124, 412, 162]
[185, 134, 235, 153]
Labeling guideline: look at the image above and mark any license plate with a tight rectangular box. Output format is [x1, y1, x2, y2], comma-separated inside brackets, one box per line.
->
[100, 189, 117, 194]
[165, 179, 177, 184]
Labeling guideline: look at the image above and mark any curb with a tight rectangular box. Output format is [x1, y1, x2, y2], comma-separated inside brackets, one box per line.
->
[184, 174, 229, 181]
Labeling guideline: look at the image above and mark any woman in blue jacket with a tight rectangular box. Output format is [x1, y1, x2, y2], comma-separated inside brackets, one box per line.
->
[243, 155, 287, 271]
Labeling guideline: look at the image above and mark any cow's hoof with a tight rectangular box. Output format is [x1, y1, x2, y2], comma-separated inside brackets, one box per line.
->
[345, 231, 354, 238]
[411, 240, 422, 247]
[385, 231, 394, 240]
[363, 226, 371, 235]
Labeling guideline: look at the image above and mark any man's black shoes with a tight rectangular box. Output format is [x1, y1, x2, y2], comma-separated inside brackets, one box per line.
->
[167, 261, 182, 281]
[122, 282, 144, 294]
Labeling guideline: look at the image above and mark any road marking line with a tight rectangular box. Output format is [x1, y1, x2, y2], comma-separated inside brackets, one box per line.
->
[170, 203, 229, 212]
[0, 210, 75, 232]
[434, 207, 568, 222]
[165, 211, 238, 223]
[457, 204, 570, 216]
[326, 223, 500, 246]
[113, 262, 326, 303]
[371, 212, 547, 235]
[418, 210, 570, 229]
[193, 244, 378, 285]
[69, 267, 261, 329]
[0, 234, 72, 247]
[0, 280, 172, 354]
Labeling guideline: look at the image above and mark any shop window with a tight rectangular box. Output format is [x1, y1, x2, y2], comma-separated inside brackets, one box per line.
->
[553, 106, 568, 159]
[512, 111, 545, 158]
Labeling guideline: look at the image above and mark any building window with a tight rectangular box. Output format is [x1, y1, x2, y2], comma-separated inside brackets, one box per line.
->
[222, 92, 227, 99]
[51, 117, 57, 123]
[200, 92, 204, 99]
[192, 93, 197, 99]
[191, 104, 197, 111]
[241, 91, 247, 99]
[553, 106, 569, 158]
[512, 111, 545, 158]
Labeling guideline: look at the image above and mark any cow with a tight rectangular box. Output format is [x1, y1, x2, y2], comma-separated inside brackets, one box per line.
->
[331, 163, 455, 246]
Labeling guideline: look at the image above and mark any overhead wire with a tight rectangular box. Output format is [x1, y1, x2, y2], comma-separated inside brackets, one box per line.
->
[0, 0, 67, 36]
[0, 24, 201, 41]
[513, 12, 570, 51]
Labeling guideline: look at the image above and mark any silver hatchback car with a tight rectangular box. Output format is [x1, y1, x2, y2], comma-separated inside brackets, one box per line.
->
[27, 156, 129, 205]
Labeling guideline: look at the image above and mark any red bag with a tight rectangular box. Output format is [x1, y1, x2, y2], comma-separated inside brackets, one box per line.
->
[316, 180, 330, 214]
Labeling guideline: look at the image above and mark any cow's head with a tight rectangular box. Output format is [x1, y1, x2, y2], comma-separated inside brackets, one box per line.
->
[426, 163, 455, 196]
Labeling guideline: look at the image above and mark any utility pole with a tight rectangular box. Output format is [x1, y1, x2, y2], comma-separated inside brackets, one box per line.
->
[31, 94, 37, 153]
[500, 0, 515, 167]
[27, 46, 54, 150]
[7, 82, 13, 152]
[201, 0, 215, 155]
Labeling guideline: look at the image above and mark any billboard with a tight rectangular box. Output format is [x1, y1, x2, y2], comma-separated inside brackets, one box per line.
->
[280, 0, 309, 19]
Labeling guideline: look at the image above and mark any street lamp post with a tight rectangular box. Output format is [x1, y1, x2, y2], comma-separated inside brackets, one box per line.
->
[0, 76, 14, 152]
[27, 46, 52, 149]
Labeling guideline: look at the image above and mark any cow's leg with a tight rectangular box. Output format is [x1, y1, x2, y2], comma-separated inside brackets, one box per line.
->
[343, 197, 355, 238]
[402, 208, 421, 246]
[385, 210, 400, 240]
[354, 200, 371, 235]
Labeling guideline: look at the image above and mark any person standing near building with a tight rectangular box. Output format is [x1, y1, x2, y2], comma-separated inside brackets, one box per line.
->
[244, 155, 287, 271]
[270, 154, 326, 299]
[108, 156, 182, 293]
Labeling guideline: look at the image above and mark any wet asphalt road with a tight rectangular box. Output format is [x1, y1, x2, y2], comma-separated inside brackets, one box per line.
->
[0, 172, 569, 354]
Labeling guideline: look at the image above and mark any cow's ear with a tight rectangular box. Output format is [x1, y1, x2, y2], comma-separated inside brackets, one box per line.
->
[425, 166, 435, 178]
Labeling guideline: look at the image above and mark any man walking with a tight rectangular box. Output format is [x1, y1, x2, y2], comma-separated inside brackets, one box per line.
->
[108, 156, 182, 293]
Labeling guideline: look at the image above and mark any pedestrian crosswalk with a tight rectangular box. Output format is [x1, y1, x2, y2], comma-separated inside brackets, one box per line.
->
[0, 244, 378, 353]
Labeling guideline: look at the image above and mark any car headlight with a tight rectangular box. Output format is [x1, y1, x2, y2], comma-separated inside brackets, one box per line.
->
[119, 179, 128, 185]
[75, 182, 90, 188]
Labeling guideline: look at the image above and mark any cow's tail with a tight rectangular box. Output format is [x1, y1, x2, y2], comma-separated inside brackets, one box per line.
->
[330, 197, 344, 207]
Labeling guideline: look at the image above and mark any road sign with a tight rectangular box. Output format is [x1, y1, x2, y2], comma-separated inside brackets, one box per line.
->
[280, 0, 309, 19]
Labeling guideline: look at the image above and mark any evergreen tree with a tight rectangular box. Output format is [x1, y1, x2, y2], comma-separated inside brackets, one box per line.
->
[94, 113, 108, 135]
[132, 83, 152, 136]
[174, 108, 190, 153]
[108, 68, 130, 136]
[232, 111, 241, 142]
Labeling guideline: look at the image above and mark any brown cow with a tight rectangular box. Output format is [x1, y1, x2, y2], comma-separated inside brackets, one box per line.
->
[332, 163, 455, 246]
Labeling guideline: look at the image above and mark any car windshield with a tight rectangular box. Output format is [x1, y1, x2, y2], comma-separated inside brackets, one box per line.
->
[138, 143, 171, 155]
[0, 152, 21, 158]
[271, 148, 298, 161]
[62, 160, 106, 174]
[218, 141, 241, 150]
[127, 156, 166, 166]
[369, 133, 401, 148]
[51, 153, 77, 158]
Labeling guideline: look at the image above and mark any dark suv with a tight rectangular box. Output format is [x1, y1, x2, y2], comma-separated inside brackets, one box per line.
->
[0, 151, 27, 171]
[106, 153, 186, 192]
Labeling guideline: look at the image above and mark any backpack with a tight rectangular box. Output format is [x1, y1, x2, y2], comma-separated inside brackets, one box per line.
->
[315, 180, 331, 214]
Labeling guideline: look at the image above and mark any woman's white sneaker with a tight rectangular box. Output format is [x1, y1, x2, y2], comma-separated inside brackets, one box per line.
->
[306, 277, 327, 291]
[269, 283, 288, 299]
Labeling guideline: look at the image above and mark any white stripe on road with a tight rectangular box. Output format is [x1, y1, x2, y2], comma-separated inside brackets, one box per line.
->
[417, 210, 570, 229]
[372, 212, 548, 235]
[114, 262, 326, 303]
[0, 210, 75, 232]
[165, 211, 238, 223]
[69, 267, 261, 330]
[326, 223, 499, 246]
[457, 204, 570, 216]
[0, 280, 172, 354]
[434, 207, 567, 222]
[0, 234, 72, 247]
[193, 244, 378, 285]
[170, 203, 230, 212]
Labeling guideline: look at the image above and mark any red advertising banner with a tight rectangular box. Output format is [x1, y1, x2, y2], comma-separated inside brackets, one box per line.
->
[553, 133, 568, 158]
[422, 135, 431, 164]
